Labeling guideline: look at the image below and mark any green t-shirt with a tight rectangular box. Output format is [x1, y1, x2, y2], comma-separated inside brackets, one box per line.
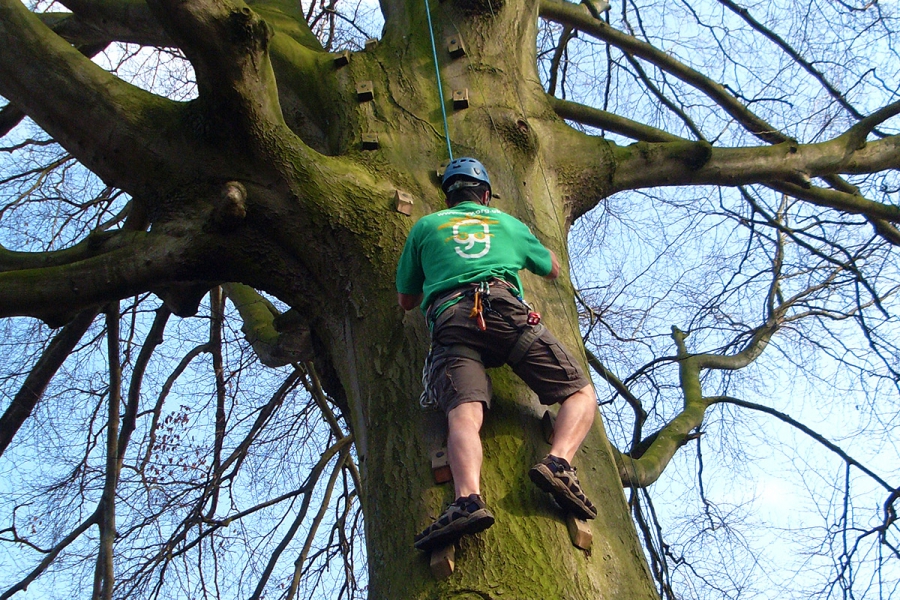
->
[396, 201, 553, 312]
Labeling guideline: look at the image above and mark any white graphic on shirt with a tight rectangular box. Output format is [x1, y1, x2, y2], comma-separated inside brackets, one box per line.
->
[451, 218, 491, 259]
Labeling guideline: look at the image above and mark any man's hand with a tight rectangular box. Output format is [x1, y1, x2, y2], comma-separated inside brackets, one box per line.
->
[398, 292, 423, 311]
[544, 251, 560, 280]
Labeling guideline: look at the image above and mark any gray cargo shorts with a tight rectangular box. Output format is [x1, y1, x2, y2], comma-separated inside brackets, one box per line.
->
[428, 285, 590, 414]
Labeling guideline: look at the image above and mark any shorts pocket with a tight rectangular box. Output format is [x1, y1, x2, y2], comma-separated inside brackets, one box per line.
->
[547, 339, 580, 379]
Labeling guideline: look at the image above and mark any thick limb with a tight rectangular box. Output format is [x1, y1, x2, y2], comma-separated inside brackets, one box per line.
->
[549, 384, 596, 463]
[447, 401, 485, 499]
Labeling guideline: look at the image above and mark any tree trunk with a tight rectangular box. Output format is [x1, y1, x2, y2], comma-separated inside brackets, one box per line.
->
[0, 0, 661, 596]
[313, 258, 656, 598]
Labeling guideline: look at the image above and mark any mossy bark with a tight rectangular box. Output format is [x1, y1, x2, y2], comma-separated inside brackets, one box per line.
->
[0, 0, 661, 597]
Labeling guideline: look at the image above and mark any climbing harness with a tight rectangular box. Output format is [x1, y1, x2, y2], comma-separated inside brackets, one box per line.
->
[418, 279, 549, 411]
[469, 281, 489, 331]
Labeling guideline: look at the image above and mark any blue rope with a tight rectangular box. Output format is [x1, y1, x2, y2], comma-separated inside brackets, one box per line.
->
[423, 0, 453, 160]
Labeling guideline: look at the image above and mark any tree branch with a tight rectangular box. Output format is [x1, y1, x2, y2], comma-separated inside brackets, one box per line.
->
[714, 0, 876, 129]
[38, 4, 173, 47]
[547, 26, 575, 97]
[0, 0, 191, 190]
[222, 283, 315, 366]
[548, 95, 685, 142]
[707, 396, 895, 493]
[94, 302, 121, 600]
[248, 437, 353, 600]
[0, 231, 224, 323]
[614, 319, 783, 487]
[0, 307, 100, 457]
[118, 305, 171, 465]
[609, 135, 900, 221]
[0, 512, 98, 600]
[145, 0, 285, 132]
[764, 176, 900, 224]
[539, 0, 788, 144]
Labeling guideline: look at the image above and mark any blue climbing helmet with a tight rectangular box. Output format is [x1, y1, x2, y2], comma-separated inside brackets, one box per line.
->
[441, 157, 491, 195]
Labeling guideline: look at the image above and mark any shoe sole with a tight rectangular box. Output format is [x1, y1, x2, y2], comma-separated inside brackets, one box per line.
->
[529, 463, 597, 520]
[414, 509, 495, 551]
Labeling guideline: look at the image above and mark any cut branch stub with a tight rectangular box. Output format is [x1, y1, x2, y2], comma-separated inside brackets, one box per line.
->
[364, 38, 378, 52]
[436, 160, 450, 180]
[583, 0, 610, 18]
[211, 181, 247, 230]
[156, 283, 212, 317]
[227, 7, 272, 52]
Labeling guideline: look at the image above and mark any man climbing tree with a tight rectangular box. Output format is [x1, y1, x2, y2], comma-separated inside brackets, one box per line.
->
[0, 0, 897, 598]
[396, 157, 598, 551]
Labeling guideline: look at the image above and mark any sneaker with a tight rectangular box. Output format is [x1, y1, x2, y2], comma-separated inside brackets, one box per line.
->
[529, 455, 598, 520]
[414, 494, 495, 551]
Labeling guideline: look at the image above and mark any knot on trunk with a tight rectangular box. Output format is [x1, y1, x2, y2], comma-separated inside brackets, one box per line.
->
[228, 7, 273, 51]
[455, 0, 506, 15]
[492, 116, 538, 158]
[211, 181, 248, 230]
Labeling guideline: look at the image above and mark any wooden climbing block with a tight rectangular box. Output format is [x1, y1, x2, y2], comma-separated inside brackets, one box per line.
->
[361, 133, 379, 150]
[566, 514, 592, 550]
[356, 80, 374, 102]
[365, 37, 378, 52]
[430, 447, 452, 483]
[452, 89, 469, 109]
[394, 190, 414, 216]
[436, 160, 450, 180]
[541, 410, 555, 444]
[333, 50, 350, 67]
[430, 544, 455, 579]
[446, 35, 466, 58]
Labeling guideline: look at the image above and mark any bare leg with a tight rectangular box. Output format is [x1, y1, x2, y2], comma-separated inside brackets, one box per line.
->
[528, 384, 599, 520]
[548, 385, 596, 463]
[447, 401, 485, 498]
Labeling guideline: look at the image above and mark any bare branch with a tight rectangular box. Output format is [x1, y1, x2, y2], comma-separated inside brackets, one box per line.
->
[547, 26, 575, 97]
[118, 305, 171, 465]
[707, 395, 895, 493]
[0, 231, 223, 323]
[0, 514, 98, 600]
[248, 438, 352, 600]
[539, 0, 788, 144]
[0, 0, 189, 188]
[94, 302, 121, 600]
[714, 0, 876, 128]
[222, 283, 315, 366]
[0, 307, 100, 457]
[548, 95, 685, 142]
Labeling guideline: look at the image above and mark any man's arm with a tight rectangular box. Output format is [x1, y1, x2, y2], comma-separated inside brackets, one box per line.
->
[544, 250, 560, 280]
[398, 292, 423, 311]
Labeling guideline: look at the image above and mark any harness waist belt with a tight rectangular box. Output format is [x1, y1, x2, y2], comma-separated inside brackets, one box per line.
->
[432, 343, 483, 363]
